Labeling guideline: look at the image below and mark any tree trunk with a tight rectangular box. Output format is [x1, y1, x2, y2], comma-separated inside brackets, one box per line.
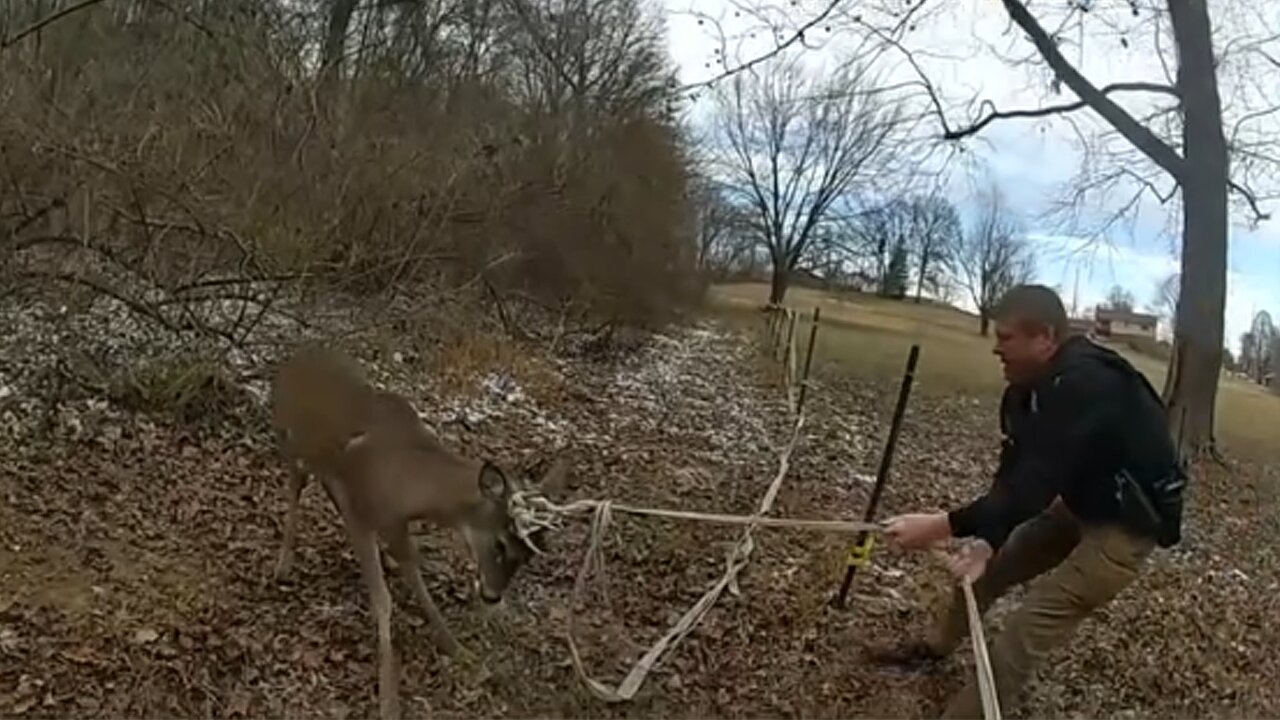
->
[915, 254, 928, 303]
[321, 0, 358, 86]
[979, 311, 991, 337]
[769, 263, 789, 305]
[1162, 0, 1228, 458]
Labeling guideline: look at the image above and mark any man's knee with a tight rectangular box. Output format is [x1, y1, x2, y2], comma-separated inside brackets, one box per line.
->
[975, 525, 1152, 712]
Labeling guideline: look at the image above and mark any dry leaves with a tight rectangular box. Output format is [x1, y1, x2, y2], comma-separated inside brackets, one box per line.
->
[1, 291, 1278, 718]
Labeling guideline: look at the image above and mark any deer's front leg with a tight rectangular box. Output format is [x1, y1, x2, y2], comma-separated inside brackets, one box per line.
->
[350, 526, 401, 720]
[386, 524, 461, 657]
[273, 464, 308, 580]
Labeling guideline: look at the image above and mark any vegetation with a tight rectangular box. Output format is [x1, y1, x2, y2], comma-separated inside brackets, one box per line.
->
[1, 0, 702, 355]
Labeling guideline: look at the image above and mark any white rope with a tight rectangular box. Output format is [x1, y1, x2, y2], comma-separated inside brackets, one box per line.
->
[519, 496, 884, 535]
[547, 406, 812, 703]
[536, 307, 871, 704]
[962, 578, 1001, 720]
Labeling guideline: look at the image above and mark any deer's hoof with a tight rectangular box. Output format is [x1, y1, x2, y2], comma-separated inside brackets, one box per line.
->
[379, 695, 401, 720]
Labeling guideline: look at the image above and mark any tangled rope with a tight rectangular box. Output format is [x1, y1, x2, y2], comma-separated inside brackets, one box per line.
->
[511, 484, 1002, 719]
[501, 312, 999, 718]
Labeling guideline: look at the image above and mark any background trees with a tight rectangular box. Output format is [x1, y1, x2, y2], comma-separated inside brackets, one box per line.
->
[953, 187, 1036, 336]
[709, 57, 908, 304]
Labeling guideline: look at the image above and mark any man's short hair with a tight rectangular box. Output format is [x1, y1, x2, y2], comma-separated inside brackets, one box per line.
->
[994, 284, 1070, 341]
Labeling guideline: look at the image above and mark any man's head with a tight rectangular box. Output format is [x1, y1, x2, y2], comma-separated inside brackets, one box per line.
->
[991, 284, 1070, 385]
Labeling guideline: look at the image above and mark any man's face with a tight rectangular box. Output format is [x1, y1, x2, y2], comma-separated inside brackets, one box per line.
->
[993, 318, 1059, 385]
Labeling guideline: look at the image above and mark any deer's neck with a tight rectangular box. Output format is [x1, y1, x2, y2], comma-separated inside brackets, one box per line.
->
[400, 448, 486, 525]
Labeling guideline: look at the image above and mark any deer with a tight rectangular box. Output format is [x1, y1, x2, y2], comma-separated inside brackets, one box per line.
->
[269, 343, 565, 720]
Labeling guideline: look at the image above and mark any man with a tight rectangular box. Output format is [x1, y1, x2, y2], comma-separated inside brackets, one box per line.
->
[877, 284, 1185, 719]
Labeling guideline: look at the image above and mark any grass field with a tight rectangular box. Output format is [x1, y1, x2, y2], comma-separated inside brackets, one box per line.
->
[709, 282, 1280, 459]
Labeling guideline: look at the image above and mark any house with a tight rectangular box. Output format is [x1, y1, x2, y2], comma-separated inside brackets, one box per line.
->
[1094, 308, 1159, 340]
[1068, 317, 1097, 338]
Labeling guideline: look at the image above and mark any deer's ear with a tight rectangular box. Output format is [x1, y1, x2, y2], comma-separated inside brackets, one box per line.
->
[478, 462, 509, 499]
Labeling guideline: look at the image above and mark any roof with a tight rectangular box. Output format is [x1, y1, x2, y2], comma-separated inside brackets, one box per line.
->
[1094, 307, 1158, 324]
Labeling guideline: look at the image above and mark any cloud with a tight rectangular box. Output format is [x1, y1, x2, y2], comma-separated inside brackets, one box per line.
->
[661, 0, 1280, 350]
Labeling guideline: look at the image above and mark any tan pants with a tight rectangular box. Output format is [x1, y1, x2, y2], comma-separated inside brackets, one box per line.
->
[928, 502, 1154, 719]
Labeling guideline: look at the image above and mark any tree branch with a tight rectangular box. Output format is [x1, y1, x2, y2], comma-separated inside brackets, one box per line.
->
[1228, 180, 1272, 223]
[1, 0, 108, 49]
[996, 0, 1187, 180]
[944, 82, 1179, 140]
[677, 0, 845, 92]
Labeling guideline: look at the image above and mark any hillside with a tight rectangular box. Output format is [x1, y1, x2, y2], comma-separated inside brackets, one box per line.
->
[710, 282, 1280, 459]
[3, 287, 1279, 718]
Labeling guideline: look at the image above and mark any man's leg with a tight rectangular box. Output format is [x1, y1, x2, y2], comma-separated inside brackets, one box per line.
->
[941, 524, 1155, 719]
[928, 502, 1081, 655]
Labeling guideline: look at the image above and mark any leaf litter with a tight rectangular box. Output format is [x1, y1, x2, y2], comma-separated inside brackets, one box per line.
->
[1, 291, 1278, 718]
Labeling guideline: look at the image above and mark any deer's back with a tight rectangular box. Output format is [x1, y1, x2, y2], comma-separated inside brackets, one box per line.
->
[271, 345, 377, 467]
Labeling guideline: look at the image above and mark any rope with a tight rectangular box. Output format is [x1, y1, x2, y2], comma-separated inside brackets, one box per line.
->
[525, 497, 885, 535]
[929, 548, 1002, 720]
[962, 578, 1001, 720]
[555, 406, 816, 703]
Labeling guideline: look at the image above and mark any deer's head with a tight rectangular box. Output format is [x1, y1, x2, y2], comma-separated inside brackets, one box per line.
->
[464, 458, 567, 603]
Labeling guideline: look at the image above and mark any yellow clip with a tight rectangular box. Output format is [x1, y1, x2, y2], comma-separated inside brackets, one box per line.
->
[846, 534, 876, 567]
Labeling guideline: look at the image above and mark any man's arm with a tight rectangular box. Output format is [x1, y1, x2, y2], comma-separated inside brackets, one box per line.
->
[946, 368, 1114, 550]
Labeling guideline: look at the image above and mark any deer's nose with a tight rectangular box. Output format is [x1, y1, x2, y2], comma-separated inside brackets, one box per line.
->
[474, 579, 502, 604]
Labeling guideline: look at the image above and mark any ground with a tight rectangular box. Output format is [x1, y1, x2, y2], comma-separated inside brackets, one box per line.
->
[1, 284, 1278, 718]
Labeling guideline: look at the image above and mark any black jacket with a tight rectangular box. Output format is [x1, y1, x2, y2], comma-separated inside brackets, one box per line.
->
[947, 336, 1184, 550]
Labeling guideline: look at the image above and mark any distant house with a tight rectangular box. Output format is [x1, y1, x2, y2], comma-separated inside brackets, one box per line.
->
[1067, 317, 1096, 338]
[1094, 308, 1159, 340]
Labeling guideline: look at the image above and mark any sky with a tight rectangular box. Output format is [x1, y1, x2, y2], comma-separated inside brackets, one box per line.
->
[658, 0, 1280, 351]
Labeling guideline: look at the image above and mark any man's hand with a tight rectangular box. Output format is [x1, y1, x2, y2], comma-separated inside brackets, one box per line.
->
[944, 539, 994, 582]
[883, 512, 951, 550]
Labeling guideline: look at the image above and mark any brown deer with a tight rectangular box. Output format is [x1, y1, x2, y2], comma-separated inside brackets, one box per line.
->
[269, 344, 564, 720]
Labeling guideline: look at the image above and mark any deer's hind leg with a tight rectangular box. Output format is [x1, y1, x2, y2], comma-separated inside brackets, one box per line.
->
[386, 523, 460, 656]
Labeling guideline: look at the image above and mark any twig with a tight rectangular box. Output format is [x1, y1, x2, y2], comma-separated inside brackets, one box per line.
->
[677, 0, 847, 92]
[1, 0, 108, 49]
[16, 270, 180, 333]
[1227, 179, 1273, 223]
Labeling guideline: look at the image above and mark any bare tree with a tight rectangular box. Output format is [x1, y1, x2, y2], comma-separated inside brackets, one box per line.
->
[503, 0, 675, 126]
[1152, 272, 1180, 325]
[955, 186, 1036, 336]
[878, 0, 1279, 454]
[1241, 310, 1276, 384]
[711, 56, 905, 305]
[321, 0, 359, 87]
[686, 0, 1280, 449]
[844, 194, 960, 301]
[905, 194, 961, 303]
[690, 175, 754, 278]
[845, 197, 912, 294]
[1103, 285, 1137, 312]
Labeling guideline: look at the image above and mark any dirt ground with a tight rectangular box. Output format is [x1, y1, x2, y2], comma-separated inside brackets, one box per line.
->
[2, 299, 1279, 719]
